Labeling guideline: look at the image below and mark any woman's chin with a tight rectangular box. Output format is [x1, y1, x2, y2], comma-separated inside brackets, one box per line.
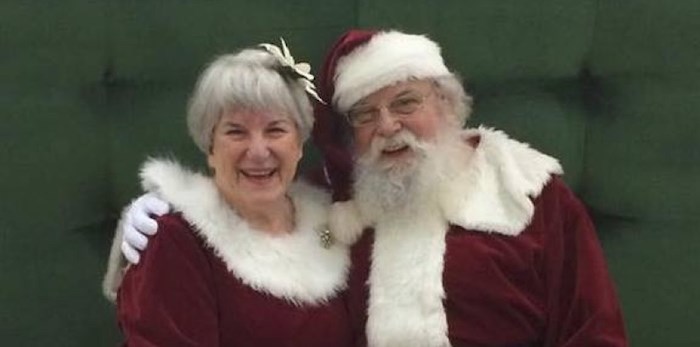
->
[239, 183, 288, 205]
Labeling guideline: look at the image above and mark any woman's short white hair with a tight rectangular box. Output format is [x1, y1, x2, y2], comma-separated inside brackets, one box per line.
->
[187, 48, 314, 153]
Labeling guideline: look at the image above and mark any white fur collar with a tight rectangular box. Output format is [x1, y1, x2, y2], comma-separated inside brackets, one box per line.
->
[140, 158, 350, 306]
[439, 126, 563, 235]
[330, 126, 563, 244]
[330, 127, 562, 346]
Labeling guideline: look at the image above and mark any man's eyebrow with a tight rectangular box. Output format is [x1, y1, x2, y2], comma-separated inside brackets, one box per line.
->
[351, 88, 420, 110]
[351, 100, 372, 109]
[393, 89, 418, 98]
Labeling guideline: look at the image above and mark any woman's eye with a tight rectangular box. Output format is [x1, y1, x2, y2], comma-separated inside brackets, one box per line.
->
[267, 127, 288, 136]
[225, 128, 245, 136]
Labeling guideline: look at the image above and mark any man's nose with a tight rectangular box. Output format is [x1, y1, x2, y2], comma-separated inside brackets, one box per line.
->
[375, 107, 401, 137]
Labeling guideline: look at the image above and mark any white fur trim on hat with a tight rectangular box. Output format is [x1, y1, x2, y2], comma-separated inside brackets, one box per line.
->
[333, 31, 450, 113]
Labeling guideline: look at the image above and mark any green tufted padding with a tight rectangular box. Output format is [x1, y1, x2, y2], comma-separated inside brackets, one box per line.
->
[585, 0, 700, 222]
[2, 1, 698, 345]
[584, 77, 700, 221]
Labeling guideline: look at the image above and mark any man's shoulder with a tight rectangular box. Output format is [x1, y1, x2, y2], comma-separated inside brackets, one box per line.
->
[467, 126, 563, 195]
[434, 127, 566, 236]
[534, 176, 590, 219]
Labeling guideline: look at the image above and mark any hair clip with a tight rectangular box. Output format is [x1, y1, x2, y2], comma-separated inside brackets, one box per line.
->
[259, 38, 326, 104]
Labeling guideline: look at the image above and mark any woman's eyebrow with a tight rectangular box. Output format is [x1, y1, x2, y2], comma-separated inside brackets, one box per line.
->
[269, 119, 293, 126]
[221, 121, 242, 127]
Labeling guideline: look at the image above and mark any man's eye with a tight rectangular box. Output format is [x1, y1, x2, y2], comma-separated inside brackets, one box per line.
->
[390, 97, 421, 114]
[350, 110, 376, 125]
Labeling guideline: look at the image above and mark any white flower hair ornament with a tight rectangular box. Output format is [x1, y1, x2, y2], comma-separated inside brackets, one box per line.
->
[259, 38, 326, 105]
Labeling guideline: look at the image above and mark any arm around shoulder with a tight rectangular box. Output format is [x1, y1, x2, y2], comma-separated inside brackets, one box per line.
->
[117, 213, 219, 346]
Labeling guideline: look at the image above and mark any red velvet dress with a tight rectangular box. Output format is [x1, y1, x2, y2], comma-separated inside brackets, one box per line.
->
[118, 214, 352, 347]
[346, 178, 627, 347]
[116, 160, 353, 347]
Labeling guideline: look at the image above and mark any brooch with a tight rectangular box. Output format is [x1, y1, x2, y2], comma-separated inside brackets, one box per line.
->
[318, 226, 334, 249]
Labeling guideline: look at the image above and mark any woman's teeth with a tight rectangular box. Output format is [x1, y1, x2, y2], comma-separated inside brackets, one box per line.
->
[241, 169, 275, 178]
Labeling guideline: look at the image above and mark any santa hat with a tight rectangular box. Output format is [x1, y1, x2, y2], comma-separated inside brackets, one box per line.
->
[332, 31, 450, 113]
[312, 29, 451, 202]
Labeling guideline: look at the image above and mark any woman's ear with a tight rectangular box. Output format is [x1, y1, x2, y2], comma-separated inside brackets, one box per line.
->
[207, 151, 216, 175]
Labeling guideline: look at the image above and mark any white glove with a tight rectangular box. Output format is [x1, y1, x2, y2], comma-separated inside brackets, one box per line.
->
[120, 192, 170, 264]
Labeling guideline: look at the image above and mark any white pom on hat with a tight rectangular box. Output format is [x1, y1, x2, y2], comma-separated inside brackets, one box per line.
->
[332, 31, 450, 113]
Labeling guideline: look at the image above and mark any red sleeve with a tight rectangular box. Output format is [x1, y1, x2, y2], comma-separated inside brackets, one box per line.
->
[542, 179, 628, 347]
[117, 214, 219, 347]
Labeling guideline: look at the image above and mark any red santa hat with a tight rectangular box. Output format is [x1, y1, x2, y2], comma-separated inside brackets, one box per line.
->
[312, 29, 451, 202]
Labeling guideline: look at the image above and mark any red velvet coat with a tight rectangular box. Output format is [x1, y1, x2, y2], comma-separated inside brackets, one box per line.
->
[345, 178, 626, 347]
[328, 128, 627, 347]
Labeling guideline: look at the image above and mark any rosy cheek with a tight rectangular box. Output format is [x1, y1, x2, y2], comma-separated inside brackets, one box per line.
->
[351, 131, 371, 155]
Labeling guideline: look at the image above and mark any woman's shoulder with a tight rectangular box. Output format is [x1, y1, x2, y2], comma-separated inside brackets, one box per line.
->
[149, 212, 211, 260]
[117, 213, 219, 346]
[156, 212, 191, 231]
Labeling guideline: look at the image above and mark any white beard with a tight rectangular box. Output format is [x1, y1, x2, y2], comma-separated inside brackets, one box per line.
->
[344, 127, 562, 347]
[353, 128, 468, 223]
[353, 128, 467, 347]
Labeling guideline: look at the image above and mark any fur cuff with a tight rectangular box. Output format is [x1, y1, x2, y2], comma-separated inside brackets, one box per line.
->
[101, 210, 129, 303]
[329, 200, 366, 245]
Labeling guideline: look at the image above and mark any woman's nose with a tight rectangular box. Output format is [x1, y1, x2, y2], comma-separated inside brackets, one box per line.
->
[247, 136, 271, 159]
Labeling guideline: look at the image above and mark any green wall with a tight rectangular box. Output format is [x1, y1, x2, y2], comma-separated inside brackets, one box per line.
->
[1, 1, 354, 345]
[2, 1, 698, 345]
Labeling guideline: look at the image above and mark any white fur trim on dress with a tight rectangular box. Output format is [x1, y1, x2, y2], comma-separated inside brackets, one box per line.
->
[333, 31, 450, 113]
[139, 158, 350, 306]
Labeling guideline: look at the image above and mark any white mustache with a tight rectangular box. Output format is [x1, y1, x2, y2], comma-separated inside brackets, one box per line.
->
[359, 130, 429, 165]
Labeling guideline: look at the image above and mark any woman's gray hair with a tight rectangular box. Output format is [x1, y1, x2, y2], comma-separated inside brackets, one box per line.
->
[187, 48, 314, 153]
[433, 74, 473, 127]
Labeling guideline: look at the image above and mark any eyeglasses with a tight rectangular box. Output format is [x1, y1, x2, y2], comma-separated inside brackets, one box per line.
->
[345, 89, 435, 128]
